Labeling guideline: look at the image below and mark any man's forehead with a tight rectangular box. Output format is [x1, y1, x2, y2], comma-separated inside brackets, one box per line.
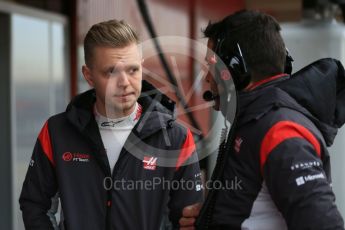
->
[93, 45, 141, 63]
[94, 44, 141, 57]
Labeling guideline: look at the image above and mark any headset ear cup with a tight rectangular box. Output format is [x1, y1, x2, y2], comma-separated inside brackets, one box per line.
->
[284, 48, 294, 75]
[228, 54, 250, 90]
[229, 56, 242, 76]
[215, 41, 251, 91]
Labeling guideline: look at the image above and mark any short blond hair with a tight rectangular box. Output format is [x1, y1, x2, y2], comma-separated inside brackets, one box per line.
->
[84, 19, 139, 67]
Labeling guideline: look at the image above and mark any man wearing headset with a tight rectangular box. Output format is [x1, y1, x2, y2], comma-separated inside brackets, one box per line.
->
[180, 10, 345, 230]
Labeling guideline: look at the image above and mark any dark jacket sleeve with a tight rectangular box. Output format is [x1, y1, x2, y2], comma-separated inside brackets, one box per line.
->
[168, 129, 204, 228]
[263, 135, 344, 230]
[19, 121, 57, 230]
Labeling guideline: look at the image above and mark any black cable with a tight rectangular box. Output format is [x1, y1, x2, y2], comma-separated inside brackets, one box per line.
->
[195, 91, 240, 229]
[136, 0, 203, 138]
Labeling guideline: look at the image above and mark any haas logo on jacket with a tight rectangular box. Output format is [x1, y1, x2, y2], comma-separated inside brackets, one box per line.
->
[234, 136, 243, 153]
[143, 156, 157, 170]
[62, 152, 90, 163]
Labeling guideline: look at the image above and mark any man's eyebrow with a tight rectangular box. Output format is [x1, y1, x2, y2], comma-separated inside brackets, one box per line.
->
[104, 63, 140, 73]
[106, 66, 115, 73]
[102, 66, 117, 74]
[126, 63, 140, 69]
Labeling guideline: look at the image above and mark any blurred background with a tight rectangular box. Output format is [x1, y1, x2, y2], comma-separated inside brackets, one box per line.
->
[1, 0, 345, 229]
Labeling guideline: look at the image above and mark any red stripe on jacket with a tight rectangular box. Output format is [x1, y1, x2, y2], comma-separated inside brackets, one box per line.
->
[260, 121, 321, 173]
[38, 121, 55, 166]
[245, 73, 288, 91]
[176, 129, 196, 170]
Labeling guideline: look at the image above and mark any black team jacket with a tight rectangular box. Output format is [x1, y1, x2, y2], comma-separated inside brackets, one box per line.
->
[19, 81, 203, 230]
[205, 58, 345, 230]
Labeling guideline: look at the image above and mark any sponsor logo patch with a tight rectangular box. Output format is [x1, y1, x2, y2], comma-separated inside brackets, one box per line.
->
[143, 156, 157, 170]
[295, 173, 325, 186]
[62, 152, 90, 163]
[234, 136, 243, 153]
[291, 161, 321, 171]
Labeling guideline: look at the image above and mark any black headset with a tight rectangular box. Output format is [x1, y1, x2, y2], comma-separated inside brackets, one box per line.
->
[284, 48, 294, 76]
[213, 35, 294, 91]
[198, 25, 295, 230]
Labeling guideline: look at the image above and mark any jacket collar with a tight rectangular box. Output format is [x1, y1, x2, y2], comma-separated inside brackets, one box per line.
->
[66, 80, 176, 142]
[237, 58, 345, 146]
[245, 73, 289, 91]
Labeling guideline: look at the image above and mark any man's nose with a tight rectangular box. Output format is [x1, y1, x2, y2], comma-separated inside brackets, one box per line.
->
[117, 72, 130, 87]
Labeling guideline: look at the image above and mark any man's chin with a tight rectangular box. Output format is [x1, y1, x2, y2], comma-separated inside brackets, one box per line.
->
[105, 101, 136, 116]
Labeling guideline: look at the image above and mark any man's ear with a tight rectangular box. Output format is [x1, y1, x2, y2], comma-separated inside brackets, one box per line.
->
[82, 65, 94, 87]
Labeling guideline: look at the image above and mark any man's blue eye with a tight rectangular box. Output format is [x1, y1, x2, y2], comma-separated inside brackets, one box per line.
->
[108, 68, 118, 76]
[129, 68, 139, 74]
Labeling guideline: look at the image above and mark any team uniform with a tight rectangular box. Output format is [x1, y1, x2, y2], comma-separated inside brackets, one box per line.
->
[209, 58, 345, 229]
[20, 81, 203, 230]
